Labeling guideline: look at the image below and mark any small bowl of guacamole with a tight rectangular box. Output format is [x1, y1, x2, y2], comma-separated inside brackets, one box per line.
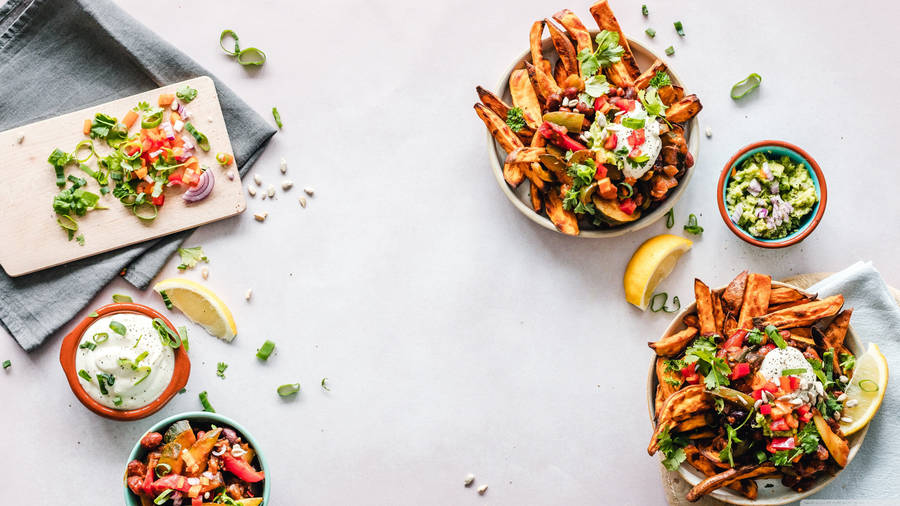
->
[717, 141, 826, 248]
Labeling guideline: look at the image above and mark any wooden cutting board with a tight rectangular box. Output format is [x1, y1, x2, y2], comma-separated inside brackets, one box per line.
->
[0, 76, 246, 277]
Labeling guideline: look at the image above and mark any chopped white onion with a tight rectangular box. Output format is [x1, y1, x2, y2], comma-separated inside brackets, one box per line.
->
[770, 182, 780, 194]
[747, 179, 762, 196]
[173, 119, 184, 132]
[730, 203, 743, 223]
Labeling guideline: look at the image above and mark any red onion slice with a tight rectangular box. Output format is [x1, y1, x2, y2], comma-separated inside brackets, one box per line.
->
[183, 169, 214, 202]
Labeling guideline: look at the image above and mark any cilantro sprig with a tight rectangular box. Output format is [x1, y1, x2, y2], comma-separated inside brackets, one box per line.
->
[684, 336, 731, 390]
[657, 427, 688, 470]
[577, 30, 625, 78]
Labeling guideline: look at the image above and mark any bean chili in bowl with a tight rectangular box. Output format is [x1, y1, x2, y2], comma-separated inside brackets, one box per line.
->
[125, 413, 268, 506]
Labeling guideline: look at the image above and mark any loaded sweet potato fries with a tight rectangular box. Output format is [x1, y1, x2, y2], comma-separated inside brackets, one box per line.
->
[649, 272, 856, 501]
[474, 1, 702, 235]
[126, 420, 264, 505]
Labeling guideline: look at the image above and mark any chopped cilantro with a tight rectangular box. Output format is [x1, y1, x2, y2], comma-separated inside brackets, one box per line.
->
[216, 362, 228, 379]
[746, 328, 764, 346]
[657, 427, 688, 470]
[577, 30, 625, 77]
[684, 336, 731, 389]
[176, 246, 209, 270]
[505, 107, 526, 132]
[648, 70, 672, 89]
[176, 85, 198, 103]
[839, 352, 856, 372]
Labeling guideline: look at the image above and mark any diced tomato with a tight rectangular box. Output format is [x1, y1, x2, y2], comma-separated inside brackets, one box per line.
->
[593, 95, 610, 113]
[730, 363, 751, 380]
[612, 98, 636, 112]
[152, 194, 165, 206]
[684, 375, 700, 385]
[767, 436, 795, 453]
[779, 376, 794, 393]
[763, 381, 779, 393]
[796, 405, 810, 416]
[192, 496, 202, 506]
[619, 198, 637, 215]
[723, 329, 747, 349]
[594, 164, 608, 180]
[680, 363, 696, 378]
[789, 376, 800, 390]
[627, 128, 646, 147]
[759, 403, 772, 415]
[752, 389, 763, 401]
[800, 410, 814, 422]
[759, 343, 776, 356]
[769, 418, 790, 432]
[785, 413, 799, 429]
[603, 133, 618, 150]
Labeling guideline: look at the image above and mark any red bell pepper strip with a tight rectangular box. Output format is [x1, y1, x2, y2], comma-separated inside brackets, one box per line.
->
[730, 363, 751, 380]
[151, 474, 191, 494]
[767, 436, 795, 453]
[769, 418, 789, 432]
[537, 121, 586, 152]
[141, 454, 158, 495]
[603, 132, 618, 150]
[152, 194, 165, 206]
[192, 496, 202, 506]
[222, 453, 265, 483]
[759, 403, 772, 415]
[619, 198, 637, 215]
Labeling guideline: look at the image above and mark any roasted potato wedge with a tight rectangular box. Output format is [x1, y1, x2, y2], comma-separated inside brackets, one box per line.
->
[694, 279, 716, 336]
[509, 69, 543, 129]
[588, 1, 639, 85]
[649, 326, 698, 357]
[737, 273, 772, 329]
[658, 85, 684, 106]
[529, 181, 543, 212]
[634, 60, 667, 90]
[552, 9, 592, 54]
[666, 94, 703, 123]
[722, 270, 748, 314]
[683, 446, 758, 499]
[686, 463, 776, 502]
[546, 19, 579, 79]
[752, 295, 844, 329]
[769, 285, 815, 305]
[649, 385, 712, 455]
[712, 292, 726, 336]
[813, 413, 849, 467]
[525, 62, 562, 104]
[474, 103, 523, 154]
[544, 189, 579, 235]
[529, 21, 556, 88]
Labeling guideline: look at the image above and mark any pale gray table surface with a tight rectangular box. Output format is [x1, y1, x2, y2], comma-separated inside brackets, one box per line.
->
[2, 1, 899, 504]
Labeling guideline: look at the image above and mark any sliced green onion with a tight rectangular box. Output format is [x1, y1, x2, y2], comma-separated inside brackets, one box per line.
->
[134, 366, 152, 386]
[119, 139, 143, 161]
[117, 358, 133, 369]
[97, 372, 115, 395]
[132, 202, 158, 221]
[277, 383, 301, 397]
[79, 341, 97, 351]
[665, 46, 675, 56]
[665, 208, 675, 228]
[160, 291, 173, 310]
[731, 73, 762, 100]
[321, 377, 330, 391]
[110, 321, 127, 336]
[93, 332, 109, 343]
[256, 340, 276, 360]
[664, 296, 681, 313]
[216, 362, 228, 379]
[766, 325, 787, 349]
[272, 107, 283, 128]
[617, 182, 634, 199]
[683, 213, 704, 235]
[78, 369, 92, 382]
[236, 47, 266, 66]
[113, 396, 123, 407]
[184, 122, 210, 151]
[622, 117, 645, 129]
[179, 326, 189, 351]
[134, 351, 149, 365]
[57, 215, 78, 234]
[141, 109, 164, 129]
[152, 318, 182, 348]
[782, 368, 807, 376]
[54, 165, 66, 187]
[645, 28, 656, 38]
[88, 312, 99, 317]
[132, 335, 143, 349]
[0, 360, 8, 370]
[199, 391, 215, 412]
[642, 4, 648, 16]
[649, 292, 680, 313]
[859, 379, 879, 392]
[73, 140, 95, 163]
[215, 152, 230, 165]
[112, 294, 133, 303]
[155, 462, 173, 477]
[674, 21, 685, 36]
[219, 29, 241, 55]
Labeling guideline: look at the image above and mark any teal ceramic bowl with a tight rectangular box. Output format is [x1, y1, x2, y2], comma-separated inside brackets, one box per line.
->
[716, 140, 826, 248]
[124, 411, 270, 505]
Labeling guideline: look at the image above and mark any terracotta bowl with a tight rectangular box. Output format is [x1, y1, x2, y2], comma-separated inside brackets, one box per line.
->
[487, 35, 700, 238]
[59, 303, 190, 421]
[717, 140, 827, 248]
[645, 281, 868, 505]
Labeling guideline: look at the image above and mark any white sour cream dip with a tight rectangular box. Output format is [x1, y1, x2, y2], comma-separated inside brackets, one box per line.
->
[75, 312, 175, 410]
[759, 346, 816, 384]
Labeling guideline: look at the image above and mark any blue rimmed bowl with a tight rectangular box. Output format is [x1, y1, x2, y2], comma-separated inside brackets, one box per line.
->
[124, 411, 270, 505]
[717, 140, 826, 248]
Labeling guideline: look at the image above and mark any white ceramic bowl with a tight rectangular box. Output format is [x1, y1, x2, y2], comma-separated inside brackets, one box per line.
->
[487, 35, 700, 238]
[645, 281, 869, 505]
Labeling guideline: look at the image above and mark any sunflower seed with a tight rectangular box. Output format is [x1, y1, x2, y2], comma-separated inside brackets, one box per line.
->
[226, 171, 235, 180]
[464, 474, 475, 487]
[846, 399, 858, 408]
[477, 485, 488, 495]
[839, 375, 849, 383]
[282, 180, 293, 191]
[254, 174, 262, 186]
[705, 126, 712, 138]
[303, 186, 315, 196]
[840, 416, 853, 423]
[280, 158, 287, 174]
[837, 393, 847, 402]
[267, 185, 276, 198]
[254, 212, 267, 222]
[201, 267, 209, 280]
[244, 288, 253, 301]
[298, 197, 307, 208]
[16, 133, 24, 143]
[247, 186, 257, 197]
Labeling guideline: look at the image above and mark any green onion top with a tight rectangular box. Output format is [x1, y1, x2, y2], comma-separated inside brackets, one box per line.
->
[109, 321, 127, 336]
[782, 368, 807, 376]
[277, 383, 301, 397]
[199, 391, 216, 412]
[219, 30, 241, 56]
[645, 28, 656, 38]
[112, 294, 133, 303]
[79, 341, 97, 351]
[2, 359, 11, 370]
[93, 332, 109, 344]
[731, 73, 762, 100]
[256, 340, 276, 360]
[272, 107, 283, 128]
[674, 21, 685, 36]
[78, 369, 92, 382]
[858, 379, 879, 392]
[766, 325, 787, 349]
[152, 318, 182, 348]
[683, 214, 704, 235]
[665, 46, 675, 56]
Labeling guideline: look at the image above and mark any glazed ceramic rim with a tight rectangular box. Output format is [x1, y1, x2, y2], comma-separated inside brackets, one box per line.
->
[486, 35, 700, 238]
[59, 303, 190, 421]
[716, 140, 827, 248]
[123, 411, 271, 506]
[644, 280, 869, 505]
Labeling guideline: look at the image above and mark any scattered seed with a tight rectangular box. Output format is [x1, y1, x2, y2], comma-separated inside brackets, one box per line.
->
[303, 186, 315, 196]
[170, 102, 179, 111]
[261, 193, 267, 200]
[247, 186, 257, 197]
[280, 158, 287, 174]
[226, 171, 235, 180]
[281, 180, 293, 191]
[298, 197, 307, 208]
[705, 126, 712, 138]
[477, 485, 488, 495]
[267, 185, 276, 198]
[839, 375, 849, 383]
[244, 288, 253, 301]
[254, 212, 268, 222]
[840, 416, 853, 423]
[464, 474, 475, 487]
[207, 117, 213, 123]
[254, 174, 262, 186]
[846, 399, 858, 408]
[837, 393, 847, 402]
[16, 133, 25, 143]
[201, 267, 209, 280]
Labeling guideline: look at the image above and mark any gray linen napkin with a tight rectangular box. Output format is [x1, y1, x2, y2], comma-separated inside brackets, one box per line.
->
[802, 262, 899, 500]
[0, 0, 276, 350]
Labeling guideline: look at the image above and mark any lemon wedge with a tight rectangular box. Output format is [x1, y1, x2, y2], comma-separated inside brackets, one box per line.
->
[840, 342, 888, 436]
[153, 278, 237, 342]
[624, 234, 693, 310]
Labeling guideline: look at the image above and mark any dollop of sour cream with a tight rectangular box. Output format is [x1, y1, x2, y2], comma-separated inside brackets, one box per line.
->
[75, 313, 175, 410]
[759, 346, 815, 384]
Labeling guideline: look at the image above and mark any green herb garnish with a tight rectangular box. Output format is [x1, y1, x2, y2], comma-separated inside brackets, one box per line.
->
[277, 383, 301, 397]
[78, 369, 91, 381]
[97, 372, 115, 395]
[650, 293, 681, 313]
[731, 73, 762, 100]
[2, 359, 11, 370]
[683, 213, 703, 235]
[256, 340, 276, 360]
[642, 4, 649, 16]
[657, 427, 688, 470]
[272, 107, 283, 128]
[199, 391, 215, 412]
[93, 332, 109, 344]
[645, 28, 656, 38]
[685, 336, 731, 389]
[176, 85, 198, 103]
[79, 341, 97, 351]
[109, 321, 127, 336]
[649, 71, 671, 89]
[505, 107, 526, 132]
[321, 377, 330, 391]
[216, 362, 228, 379]
[766, 325, 786, 349]
[782, 368, 807, 376]
[665, 46, 675, 56]
[577, 30, 625, 77]
[152, 318, 182, 348]
[665, 208, 674, 228]
[674, 21, 685, 36]
[176, 246, 208, 270]
[179, 326, 189, 352]
[112, 294, 133, 303]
